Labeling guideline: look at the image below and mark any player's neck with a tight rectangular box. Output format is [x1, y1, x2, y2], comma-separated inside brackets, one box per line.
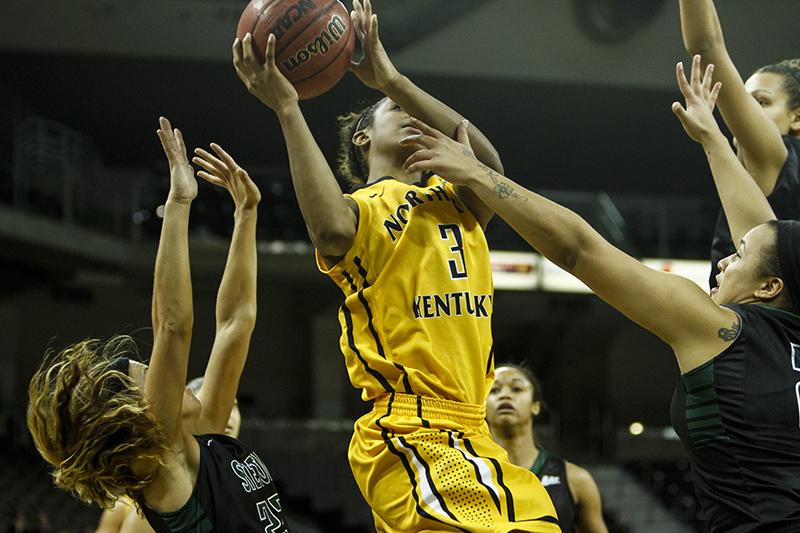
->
[366, 156, 424, 185]
[492, 423, 539, 469]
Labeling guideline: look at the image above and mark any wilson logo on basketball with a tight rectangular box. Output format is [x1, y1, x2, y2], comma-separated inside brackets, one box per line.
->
[270, 0, 317, 40]
[281, 14, 348, 72]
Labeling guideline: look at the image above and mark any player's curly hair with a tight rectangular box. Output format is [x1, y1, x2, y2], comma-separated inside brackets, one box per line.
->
[757, 58, 800, 111]
[336, 98, 385, 189]
[27, 336, 167, 509]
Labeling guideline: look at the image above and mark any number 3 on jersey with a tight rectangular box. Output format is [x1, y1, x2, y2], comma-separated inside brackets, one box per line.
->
[439, 223, 467, 279]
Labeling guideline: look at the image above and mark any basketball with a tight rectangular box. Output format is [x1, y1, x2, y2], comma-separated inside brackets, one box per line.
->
[237, 0, 356, 100]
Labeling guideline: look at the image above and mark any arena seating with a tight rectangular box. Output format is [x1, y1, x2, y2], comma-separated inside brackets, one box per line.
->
[5, 114, 721, 261]
[625, 459, 705, 531]
[0, 446, 100, 532]
[0, 444, 327, 532]
[0, 415, 709, 533]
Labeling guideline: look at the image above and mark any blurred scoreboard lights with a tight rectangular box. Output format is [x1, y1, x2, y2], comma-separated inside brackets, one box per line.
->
[489, 251, 540, 290]
[489, 251, 710, 293]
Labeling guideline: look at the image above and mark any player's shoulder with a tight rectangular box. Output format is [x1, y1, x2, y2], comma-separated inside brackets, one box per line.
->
[737, 302, 800, 322]
[349, 176, 399, 196]
[564, 461, 600, 497]
[564, 460, 590, 481]
[783, 134, 800, 154]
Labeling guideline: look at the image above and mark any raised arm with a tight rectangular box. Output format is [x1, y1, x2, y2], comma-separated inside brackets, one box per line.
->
[349, 0, 497, 227]
[233, 34, 357, 262]
[679, 0, 787, 193]
[399, 120, 736, 372]
[148, 117, 197, 445]
[190, 144, 260, 434]
[672, 56, 776, 246]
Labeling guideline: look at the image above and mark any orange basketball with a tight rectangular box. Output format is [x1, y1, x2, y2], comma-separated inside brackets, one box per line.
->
[237, 0, 356, 100]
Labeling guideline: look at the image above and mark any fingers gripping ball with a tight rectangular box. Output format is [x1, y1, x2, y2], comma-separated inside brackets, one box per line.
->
[237, 0, 356, 100]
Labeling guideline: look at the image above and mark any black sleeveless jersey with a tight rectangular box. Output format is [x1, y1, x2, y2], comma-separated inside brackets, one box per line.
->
[141, 434, 289, 533]
[710, 136, 800, 287]
[530, 448, 576, 533]
[670, 304, 800, 532]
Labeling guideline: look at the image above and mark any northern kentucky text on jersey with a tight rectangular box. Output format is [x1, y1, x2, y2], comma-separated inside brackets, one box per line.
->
[383, 184, 464, 242]
[413, 291, 493, 319]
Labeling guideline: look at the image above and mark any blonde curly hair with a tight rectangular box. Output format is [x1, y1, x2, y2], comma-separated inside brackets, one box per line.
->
[27, 335, 167, 508]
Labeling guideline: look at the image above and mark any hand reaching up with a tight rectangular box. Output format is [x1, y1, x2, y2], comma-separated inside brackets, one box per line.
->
[233, 32, 299, 116]
[672, 55, 724, 145]
[157, 117, 197, 205]
[193, 144, 261, 211]
[349, 0, 401, 91]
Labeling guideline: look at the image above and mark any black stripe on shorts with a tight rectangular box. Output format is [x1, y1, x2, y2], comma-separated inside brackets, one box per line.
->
[383, 435, 467, 531]
[462, 437, 516, 521]
[447, 431, 501, 513]
[417, 396, 431, 428]
[396, 436, 462, 525]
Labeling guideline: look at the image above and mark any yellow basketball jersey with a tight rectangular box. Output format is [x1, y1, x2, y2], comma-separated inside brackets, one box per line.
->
[318, 175, 494, 405]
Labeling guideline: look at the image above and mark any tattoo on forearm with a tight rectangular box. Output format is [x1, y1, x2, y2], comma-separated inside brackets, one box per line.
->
[480, 164, 527, 202]
[717, 319, 740, 341]
[494, 181, 513, 199]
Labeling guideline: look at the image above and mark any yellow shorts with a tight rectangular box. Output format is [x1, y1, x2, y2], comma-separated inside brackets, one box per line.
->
[349, 393, 561, 533]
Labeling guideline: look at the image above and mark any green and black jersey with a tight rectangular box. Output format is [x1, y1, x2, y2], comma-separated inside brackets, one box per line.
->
[141, 434, 288, 533]
[671, 303, 800, 532]
[530, 449, 576, 533]
[710, 136, 800, 288]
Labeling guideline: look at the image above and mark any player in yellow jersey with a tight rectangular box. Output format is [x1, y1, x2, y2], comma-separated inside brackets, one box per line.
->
[233, 1, 559, 531]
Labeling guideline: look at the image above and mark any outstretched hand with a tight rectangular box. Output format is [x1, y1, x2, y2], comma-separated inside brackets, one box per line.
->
[233, 32, 298, 115]
[672, 55, 724, 145]
[349, 0, 401, 91]
[193, 144, 261, 210]
[157, 117, 197, 204]
[400, 118, 482, 185]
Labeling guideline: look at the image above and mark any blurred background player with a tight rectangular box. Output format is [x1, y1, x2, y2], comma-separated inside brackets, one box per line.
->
[95, 378, 242, 533]
[232, 0, 560, 530]
[487, 364, 608, 533]
[27, 118, 288, 532]
[678, 0, 800, 287]
[185, 377, 242, 439]
[399, 56, 800, 532]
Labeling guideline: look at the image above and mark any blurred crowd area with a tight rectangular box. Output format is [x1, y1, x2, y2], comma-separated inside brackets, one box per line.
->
[2, 114, 719, 260]
[0, 420, 705, 533]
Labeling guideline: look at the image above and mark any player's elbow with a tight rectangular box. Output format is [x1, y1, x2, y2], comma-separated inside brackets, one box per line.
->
[217, 311, 257, 335]
[559, 220, 598, 274]
[684, 37, 723, 58]
[480, 148, 504, 175]
[154, 303, 193, 334]
[560, 248, 581, 274]
[155, 316, 194, 339]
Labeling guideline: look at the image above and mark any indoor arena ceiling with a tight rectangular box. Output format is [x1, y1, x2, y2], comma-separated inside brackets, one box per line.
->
[2, 0, 799, 196]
